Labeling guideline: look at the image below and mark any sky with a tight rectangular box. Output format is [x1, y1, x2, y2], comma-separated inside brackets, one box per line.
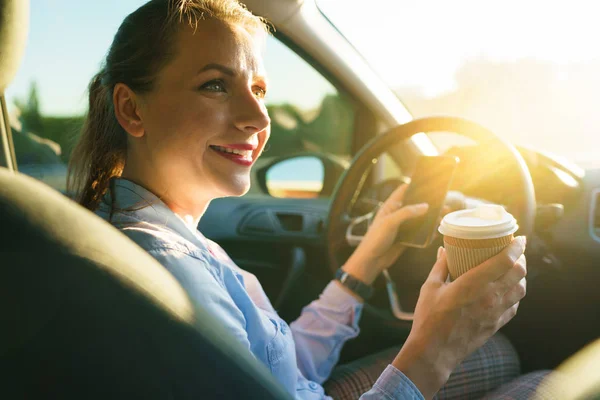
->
[6, 0, 147, 115]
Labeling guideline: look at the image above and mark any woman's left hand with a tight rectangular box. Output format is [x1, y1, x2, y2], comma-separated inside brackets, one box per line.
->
[342, 184, 450, 286]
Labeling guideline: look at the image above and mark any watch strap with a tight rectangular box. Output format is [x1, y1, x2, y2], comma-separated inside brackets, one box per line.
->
[335, 268, 374, 300]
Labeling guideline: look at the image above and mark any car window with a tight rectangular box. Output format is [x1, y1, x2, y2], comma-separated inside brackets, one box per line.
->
[5, 2, 356, 197]
[247, 36, 356, 197]
[5, 1, 145, 193]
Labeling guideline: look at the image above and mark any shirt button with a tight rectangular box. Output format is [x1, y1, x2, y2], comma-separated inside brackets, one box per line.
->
[280, 325, 287, 335]
[309, 382, 318, 390]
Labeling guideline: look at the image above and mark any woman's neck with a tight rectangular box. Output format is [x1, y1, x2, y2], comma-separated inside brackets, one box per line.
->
[121, 165, 212, 227]
[169, 203, 207, 230]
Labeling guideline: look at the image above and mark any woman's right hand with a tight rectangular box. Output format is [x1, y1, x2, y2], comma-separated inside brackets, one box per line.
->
[392, 237, 528, 399]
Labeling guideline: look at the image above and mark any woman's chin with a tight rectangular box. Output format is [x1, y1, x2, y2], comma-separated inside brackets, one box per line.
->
[217, 179, 251, 198]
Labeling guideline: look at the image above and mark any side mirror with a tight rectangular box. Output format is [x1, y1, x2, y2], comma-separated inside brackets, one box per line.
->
[256, 153, 348, 199]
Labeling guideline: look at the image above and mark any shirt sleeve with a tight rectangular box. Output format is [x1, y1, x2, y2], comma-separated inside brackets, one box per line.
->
[360, 365, 424, 400]
[290, 282, 424, 400]
[290, 280, 364, 384]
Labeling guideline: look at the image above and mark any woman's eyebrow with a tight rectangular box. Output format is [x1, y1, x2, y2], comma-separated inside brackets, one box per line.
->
[198, 63, 266, 83]
[198, 63, 236, 76]
[254, 74, 268, 84]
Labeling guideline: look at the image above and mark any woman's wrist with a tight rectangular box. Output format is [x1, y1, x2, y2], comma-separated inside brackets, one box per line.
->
[391, 336, 451, 400]
[342, 251, 380, 285]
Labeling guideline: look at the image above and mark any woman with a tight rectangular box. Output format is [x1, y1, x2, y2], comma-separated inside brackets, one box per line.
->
[68, 1, 548, 398]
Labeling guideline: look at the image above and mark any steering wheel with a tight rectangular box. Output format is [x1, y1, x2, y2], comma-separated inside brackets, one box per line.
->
[326, 116, 536, 321]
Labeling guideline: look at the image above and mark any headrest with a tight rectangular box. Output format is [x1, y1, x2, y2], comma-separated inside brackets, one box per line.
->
[0, 0, 29, 92]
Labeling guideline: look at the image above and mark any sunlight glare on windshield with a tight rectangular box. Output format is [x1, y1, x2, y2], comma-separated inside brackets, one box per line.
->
[318, 0, 600, 168]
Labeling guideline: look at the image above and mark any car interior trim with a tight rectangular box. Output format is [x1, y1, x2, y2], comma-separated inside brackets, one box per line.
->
[588, 188, 600, 244]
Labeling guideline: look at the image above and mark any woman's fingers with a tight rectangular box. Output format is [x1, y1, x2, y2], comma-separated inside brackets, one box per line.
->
[427, 247, 449, 283]
[502, 277, 527, 308]
[497, 302, 520, 330]
[458, 236, 526, 291]
[493, 254, 527, 295]
[385, 183, 408, 205]
[378, 184, 408, 215]
[387, 203, 429, 227]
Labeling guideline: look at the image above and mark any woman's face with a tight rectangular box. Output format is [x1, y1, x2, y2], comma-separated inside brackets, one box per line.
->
[131, 19, 270, 207]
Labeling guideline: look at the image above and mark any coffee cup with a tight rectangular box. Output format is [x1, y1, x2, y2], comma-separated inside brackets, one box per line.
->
[438, 205, 519, 280]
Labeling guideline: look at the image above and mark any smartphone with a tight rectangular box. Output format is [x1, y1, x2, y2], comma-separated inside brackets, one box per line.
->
[395, 155, 460, 248]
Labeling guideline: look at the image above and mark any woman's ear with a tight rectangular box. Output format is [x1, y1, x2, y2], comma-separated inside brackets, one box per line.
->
[113, 83, 145, 138]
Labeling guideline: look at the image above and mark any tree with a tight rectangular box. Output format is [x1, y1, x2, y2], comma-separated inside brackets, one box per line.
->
[14, 81, 45, 135]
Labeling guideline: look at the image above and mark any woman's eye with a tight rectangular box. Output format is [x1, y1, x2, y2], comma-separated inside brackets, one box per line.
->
[253, 86, 267, 99]
[200, 80, 226, 93]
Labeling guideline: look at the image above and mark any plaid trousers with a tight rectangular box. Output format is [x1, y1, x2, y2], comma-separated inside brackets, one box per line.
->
[324, 333, 555, 400]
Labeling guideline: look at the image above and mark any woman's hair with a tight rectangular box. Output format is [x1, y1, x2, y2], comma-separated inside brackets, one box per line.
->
[68, 0, 269, 211]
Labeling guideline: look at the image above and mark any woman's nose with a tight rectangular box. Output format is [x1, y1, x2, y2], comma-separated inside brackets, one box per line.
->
[234, 89, 270, 134]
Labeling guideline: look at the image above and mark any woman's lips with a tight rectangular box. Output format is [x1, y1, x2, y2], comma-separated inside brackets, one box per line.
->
[209, 144, 257, 167]
[220, 143, 257, 151]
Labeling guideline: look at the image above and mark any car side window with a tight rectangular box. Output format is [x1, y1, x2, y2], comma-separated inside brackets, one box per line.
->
[6, 84, 74, 193]
[4, 1, 147, 194]
[248, 36, 356, 197]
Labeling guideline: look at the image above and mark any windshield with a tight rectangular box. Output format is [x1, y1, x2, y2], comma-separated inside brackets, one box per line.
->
[318, 0, 600, 169]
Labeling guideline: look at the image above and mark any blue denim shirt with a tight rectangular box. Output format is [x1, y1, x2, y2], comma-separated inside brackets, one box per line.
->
[97, 178, 423, 400]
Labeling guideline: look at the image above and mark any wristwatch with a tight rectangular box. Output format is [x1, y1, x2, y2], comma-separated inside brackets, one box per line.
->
[335, 268, 374, 300]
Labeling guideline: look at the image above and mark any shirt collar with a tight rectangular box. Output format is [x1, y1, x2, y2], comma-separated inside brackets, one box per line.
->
[100, 178, 208, 246]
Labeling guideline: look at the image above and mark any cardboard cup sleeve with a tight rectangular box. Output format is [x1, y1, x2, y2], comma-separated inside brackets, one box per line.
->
[443, 234, 514, 280]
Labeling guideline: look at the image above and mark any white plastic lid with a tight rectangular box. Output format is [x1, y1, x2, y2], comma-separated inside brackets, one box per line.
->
[438, 205, 518, 239]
